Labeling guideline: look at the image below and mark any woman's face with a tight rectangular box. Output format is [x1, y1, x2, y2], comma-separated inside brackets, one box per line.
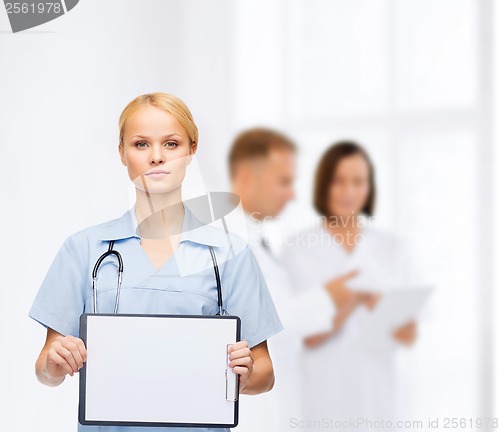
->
[119, 105, 196, 194]
[327, 153, 371, 218]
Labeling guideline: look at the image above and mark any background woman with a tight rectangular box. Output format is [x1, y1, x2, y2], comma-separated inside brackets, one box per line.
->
[282, 141, 419, 430]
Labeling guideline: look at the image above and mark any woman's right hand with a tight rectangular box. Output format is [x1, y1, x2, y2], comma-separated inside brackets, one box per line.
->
[324, 270, 360, 311]
[44, 334, 87, 379]
[303, 271, 364, 347]
[324, 270, 367, 330]
[324, 270, 381, 331]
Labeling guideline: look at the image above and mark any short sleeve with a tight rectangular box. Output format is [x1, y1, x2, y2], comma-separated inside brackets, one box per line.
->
[28, 233, 88, 338]
[224, 245, 284, 348]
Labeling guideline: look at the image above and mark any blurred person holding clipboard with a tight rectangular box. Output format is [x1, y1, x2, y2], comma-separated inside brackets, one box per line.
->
[28, 92, 284, 432]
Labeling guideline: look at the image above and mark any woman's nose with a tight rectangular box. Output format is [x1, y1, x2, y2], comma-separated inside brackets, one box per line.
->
[149, 145, 165, 164]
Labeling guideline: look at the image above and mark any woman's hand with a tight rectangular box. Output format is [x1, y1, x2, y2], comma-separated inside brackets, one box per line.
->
[324, 270, 360, 311]
[35, 328, 87, 387]
[323, 270, 362, 332]
[44, 334, 87, 380]
[392, 320, 417, 346]
[357, 291, 382, 311]
[304, 275, 382, 348]
[303, 271, 363, 348]
[231, 340, 274, 395]
[36, 328, 88, 387]
[227, 340, 254, 392]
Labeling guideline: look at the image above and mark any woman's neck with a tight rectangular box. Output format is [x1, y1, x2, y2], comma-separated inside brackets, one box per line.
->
[323, 213, 361, 252]
[134, 186, 185, 240]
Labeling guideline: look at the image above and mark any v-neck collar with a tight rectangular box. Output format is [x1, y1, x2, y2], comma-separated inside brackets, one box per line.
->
[95, 202, 228, 247]
[318, 218, 367, 259]
[135, 236, 181, 274]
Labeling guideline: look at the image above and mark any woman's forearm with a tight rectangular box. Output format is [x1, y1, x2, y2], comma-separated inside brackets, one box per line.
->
[303, 328, 334, 348]
[240, 357, 275, 395]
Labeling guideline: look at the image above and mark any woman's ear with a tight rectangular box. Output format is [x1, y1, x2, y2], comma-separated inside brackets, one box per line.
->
[118, 143, 127, 166]
[187, 142, 197, 165]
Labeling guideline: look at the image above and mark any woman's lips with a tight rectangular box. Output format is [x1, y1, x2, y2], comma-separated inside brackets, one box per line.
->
[145, 170, 170, 178]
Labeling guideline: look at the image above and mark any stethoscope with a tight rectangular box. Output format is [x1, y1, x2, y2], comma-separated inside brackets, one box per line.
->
[91, 240, 227, 316]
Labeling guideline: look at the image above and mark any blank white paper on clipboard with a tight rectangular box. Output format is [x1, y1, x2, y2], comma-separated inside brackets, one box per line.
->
[79, 314, 240, 428]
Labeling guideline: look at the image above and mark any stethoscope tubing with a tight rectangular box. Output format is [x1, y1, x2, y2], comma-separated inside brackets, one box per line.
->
[92, 240, 224, 315]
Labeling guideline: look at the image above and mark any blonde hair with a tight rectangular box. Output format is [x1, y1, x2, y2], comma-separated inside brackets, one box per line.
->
[118, 92, 198, 147]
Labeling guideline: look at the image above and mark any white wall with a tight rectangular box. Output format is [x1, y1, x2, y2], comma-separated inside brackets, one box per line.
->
[493, 0, 500, 416]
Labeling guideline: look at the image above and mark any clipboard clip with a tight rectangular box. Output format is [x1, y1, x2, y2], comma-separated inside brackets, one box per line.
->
[225, 343, 239, 402]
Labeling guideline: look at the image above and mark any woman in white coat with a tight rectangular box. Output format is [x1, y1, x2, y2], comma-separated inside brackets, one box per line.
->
[281, 141, 419, 431]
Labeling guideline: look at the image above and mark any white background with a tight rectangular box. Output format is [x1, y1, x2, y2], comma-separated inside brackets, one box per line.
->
[0, 0, 498, 430]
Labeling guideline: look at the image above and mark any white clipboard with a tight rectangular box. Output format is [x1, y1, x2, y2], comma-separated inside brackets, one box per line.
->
[79, 313, 241, 428]
[357, 286, 433, 349]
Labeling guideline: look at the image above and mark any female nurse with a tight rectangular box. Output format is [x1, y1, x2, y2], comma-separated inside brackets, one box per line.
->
[281, 141, 420, 431]
[29, 92, 283, 432]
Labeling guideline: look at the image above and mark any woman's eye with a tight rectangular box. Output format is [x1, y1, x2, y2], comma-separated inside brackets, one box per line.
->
[134, 141, 178, 148]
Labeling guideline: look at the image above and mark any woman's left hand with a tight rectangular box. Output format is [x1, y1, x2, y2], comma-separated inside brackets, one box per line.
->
[393, 320, 417, 345]
[228, 340, 254, 391]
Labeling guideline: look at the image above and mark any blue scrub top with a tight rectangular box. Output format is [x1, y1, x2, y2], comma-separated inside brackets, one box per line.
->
[29, 203, 284, 432]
